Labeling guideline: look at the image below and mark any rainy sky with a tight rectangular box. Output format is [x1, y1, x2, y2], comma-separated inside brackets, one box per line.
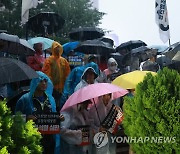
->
[98, 0, 180, 46]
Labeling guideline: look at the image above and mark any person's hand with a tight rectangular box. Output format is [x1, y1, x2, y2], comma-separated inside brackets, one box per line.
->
[99, 126, 106, 132]
[59, 114, 65, 122]
[27, 115, 37, 121]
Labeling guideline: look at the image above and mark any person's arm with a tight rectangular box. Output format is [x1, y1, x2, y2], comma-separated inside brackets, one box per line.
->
[26, 56, 42, 71]
[64, 58, 71, 78]
[15, 95, 36, 121]
[42, 59, 53, 81]
[60, 128, 82, 145]
[60, 111, 82, 145]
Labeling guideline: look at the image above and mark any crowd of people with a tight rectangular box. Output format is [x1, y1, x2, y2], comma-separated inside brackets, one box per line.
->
[0, 38, 173, 154]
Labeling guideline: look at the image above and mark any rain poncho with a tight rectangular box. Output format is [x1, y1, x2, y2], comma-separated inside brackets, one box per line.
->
[89, 97, 116, 154]
[15, 71, 60, 154]
[42, 41, 71, 93]
[74, 67, 98, 92]
[60, 62, 99, 107]
[60, 106, 93, 154]
[15, 71, 56, 115]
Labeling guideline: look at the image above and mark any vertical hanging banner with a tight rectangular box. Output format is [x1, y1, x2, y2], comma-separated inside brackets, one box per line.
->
[21, 0, 38, 24]
[155, 0, 170, 43]
[21, 0, 43, 24]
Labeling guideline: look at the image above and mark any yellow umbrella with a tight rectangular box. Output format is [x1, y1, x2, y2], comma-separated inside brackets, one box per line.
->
[112, 70, 157, 89]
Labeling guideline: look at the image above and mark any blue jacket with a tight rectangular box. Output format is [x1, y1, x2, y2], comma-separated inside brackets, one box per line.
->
[15, 71, 56, 115]
[15, 71, 60, 154]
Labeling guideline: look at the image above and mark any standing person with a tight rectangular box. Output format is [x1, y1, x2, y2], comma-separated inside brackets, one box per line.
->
[27, 43, 45, 71]
[139, 53, 160, 71]
[101, 57, 121, 83]
[42, 41, 71, 111]
[74, 67, 98, 92]
[60, 100, 93, 154]
[89, 94, 116, 154]
[15, 71, 58, 154]
[60, 62, 99, 109]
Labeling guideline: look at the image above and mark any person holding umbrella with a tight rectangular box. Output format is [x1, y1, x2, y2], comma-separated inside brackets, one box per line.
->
[139, 52, 160, 72]
[89, 93, 117, 154]
[26, 42, 45, 71]
[60, 83, 128, 154]
[60, 99, 93, 154]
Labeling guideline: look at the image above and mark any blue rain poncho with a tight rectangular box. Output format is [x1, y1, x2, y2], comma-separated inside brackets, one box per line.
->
[15, 71, 60, 154]
[15, 71, 56, 115]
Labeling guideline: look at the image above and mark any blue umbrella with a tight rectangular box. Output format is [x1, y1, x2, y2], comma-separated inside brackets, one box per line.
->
[28, 37, 54, 50]
[62, 41, 80, 56]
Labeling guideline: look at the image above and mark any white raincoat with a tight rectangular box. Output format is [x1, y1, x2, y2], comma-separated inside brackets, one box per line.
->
[74, 67, 98, 92]
[60, 106, 93, 154]
[89, 97, 116, 154]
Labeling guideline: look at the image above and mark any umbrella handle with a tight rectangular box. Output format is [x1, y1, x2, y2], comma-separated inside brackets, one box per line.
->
[92, 98, 101, 124]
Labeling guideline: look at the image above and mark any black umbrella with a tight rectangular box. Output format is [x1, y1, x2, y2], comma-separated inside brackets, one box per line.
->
[166, 61, 180, 72]
[0, 57, 38, 84]
[100, 37, 114, 47]
[116, 40, 147, 55]
[0, 33, 35, 56]
[142, 61, 159, 72]
[74, 39, 115, 55]
[27, 12, 65, 35]
[163, 42, 180, 59]
[69, 27, 104, 41]
[132, 46, 157, 62]
[131, 46, 151, 55]
[172, 51, 180, 61]
[156, 54, 172, 67]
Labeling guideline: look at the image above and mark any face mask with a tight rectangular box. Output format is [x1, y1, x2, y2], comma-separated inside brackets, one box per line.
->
[109, 65, 117, 72]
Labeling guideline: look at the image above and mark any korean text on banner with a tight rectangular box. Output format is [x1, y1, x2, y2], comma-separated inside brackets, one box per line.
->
[155, 0, 170, 43]
[101, 104, 123, 134]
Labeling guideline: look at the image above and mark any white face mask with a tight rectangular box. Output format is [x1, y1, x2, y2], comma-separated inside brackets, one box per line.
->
[109, 65, 117, 72]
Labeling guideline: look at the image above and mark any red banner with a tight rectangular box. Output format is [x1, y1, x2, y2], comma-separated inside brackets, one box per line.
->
[101, 104, 123, 134]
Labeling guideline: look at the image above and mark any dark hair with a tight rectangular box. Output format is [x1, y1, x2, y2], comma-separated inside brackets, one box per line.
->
[88, 55, 97, 63]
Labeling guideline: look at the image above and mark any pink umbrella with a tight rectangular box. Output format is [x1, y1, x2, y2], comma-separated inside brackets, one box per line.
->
[61, 83, 128, 111]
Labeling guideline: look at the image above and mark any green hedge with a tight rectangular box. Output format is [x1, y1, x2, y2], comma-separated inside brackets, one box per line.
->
[123, 68, 180, 154]
[0, 101, 42, 154]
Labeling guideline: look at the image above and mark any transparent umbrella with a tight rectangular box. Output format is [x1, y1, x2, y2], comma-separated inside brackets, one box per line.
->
[0, 33, 35, 56]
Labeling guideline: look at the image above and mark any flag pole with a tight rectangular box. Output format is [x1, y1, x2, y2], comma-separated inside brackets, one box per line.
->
[168, 39, 171, 47]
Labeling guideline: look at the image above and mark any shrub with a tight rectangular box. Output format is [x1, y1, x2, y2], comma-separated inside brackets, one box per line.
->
[123, 68, 180, 154]
[0, 100, 42, 154]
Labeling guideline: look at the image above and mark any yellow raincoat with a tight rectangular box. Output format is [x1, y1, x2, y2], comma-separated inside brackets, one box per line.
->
[42, 41, 70, 93]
